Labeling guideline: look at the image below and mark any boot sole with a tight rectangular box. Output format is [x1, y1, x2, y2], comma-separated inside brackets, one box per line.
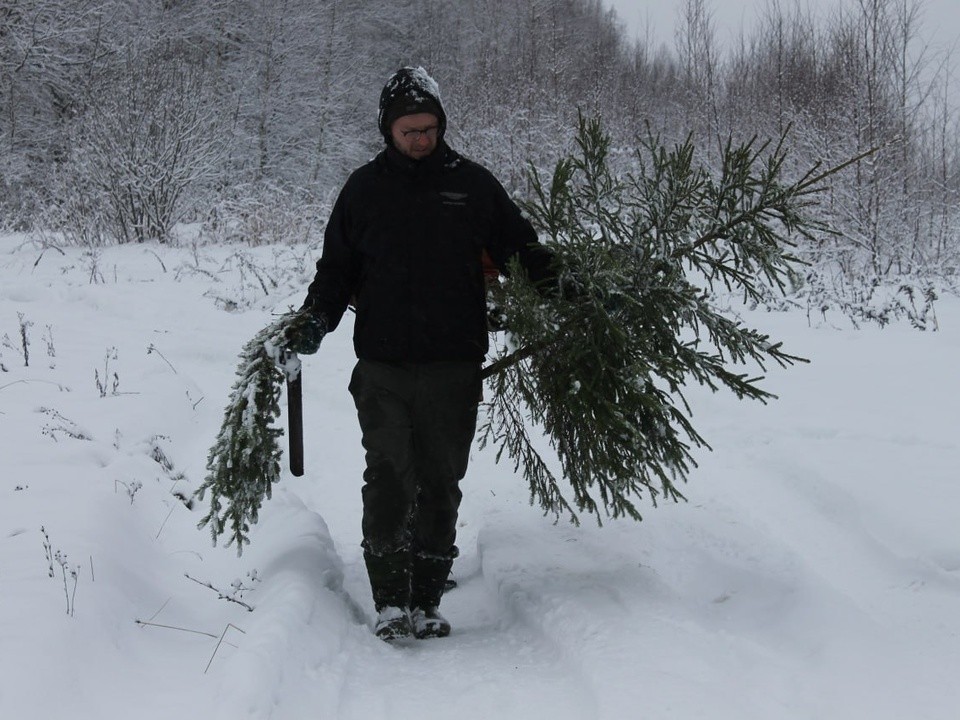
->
[376, 627, 412, 641]
[375, 620, 413, 641]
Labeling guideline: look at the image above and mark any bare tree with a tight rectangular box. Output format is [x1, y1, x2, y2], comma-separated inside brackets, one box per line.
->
[675, 0, 720, 136]
[0, 0, 117, 225]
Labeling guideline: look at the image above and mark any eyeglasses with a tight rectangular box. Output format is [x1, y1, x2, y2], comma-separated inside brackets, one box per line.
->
[400, 126, 439, 141]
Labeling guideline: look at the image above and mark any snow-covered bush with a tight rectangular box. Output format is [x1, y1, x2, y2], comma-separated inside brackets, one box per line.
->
[63, 54, 222, 245]
[201, 184, 326, 248]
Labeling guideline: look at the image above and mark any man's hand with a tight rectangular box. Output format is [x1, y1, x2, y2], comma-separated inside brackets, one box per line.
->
[281, 310, 328, 355]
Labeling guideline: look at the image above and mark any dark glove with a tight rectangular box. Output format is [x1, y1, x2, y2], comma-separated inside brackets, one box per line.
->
[282, 310, 328, 355]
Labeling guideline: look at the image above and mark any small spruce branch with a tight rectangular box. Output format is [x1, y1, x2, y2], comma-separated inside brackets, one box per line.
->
[194, 313, 296, 553]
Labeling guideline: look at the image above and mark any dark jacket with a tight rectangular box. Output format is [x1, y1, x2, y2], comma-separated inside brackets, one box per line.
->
[303, 142, 554, 362]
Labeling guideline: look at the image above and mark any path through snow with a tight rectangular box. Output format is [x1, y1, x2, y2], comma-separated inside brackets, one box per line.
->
[1, 237, 958, 719]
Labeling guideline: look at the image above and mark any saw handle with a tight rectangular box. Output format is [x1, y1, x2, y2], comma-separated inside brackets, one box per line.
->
[285, 353, 304, 477]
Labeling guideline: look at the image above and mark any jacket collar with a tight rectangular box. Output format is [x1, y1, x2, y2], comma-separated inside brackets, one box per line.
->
[382, 141, 457, 176]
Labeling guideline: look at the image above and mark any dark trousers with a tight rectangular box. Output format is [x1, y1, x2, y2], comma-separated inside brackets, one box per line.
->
[349, 359, 481, 609]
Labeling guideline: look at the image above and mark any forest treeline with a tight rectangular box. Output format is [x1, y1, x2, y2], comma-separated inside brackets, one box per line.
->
[1, 0, 956, 322]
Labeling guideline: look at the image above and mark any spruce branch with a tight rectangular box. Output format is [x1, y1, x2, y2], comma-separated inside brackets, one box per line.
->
[194, 313, 297, 554]
[480, 114, 839, 525]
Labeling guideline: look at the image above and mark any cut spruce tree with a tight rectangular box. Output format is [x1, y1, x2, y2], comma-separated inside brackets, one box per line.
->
[479, 115, 867, 524]
[197, 116, 869, 551]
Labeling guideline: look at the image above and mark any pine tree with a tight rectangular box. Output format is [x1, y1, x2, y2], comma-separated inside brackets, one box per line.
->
[195, 314, 298, 553]
[480, 115, 854, 524]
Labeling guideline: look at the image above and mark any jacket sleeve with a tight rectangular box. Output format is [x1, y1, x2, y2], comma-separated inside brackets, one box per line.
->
[484, 174, 557, 289]
[301, 183, 361, 331]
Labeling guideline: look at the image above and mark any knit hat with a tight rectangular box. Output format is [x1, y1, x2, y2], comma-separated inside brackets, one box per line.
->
[378, 67, 446, 143]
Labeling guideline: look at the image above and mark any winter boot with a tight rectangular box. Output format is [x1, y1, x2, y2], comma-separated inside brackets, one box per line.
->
[364, 547, 412, 640]
[410, 605, 451, 639]
[410, 553, 454, 639]
[375, 606, 413, 640]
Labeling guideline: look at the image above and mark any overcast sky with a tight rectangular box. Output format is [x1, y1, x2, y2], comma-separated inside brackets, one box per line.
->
[605, 0, 960, 56]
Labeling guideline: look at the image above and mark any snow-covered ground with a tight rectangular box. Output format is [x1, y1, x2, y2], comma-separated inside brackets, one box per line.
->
[1, 234, 958, 720]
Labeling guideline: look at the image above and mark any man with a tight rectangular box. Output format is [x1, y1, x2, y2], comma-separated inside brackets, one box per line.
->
[282, 67, 555, 641]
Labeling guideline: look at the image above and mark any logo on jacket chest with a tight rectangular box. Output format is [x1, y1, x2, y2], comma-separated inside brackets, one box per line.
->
[439, 191, 468, 207]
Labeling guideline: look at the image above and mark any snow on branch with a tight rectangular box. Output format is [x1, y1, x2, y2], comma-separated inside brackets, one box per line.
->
[195, 314, 296, 554]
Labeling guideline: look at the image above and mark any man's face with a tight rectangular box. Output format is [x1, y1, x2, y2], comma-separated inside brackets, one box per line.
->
[390, 112, 440, 160]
